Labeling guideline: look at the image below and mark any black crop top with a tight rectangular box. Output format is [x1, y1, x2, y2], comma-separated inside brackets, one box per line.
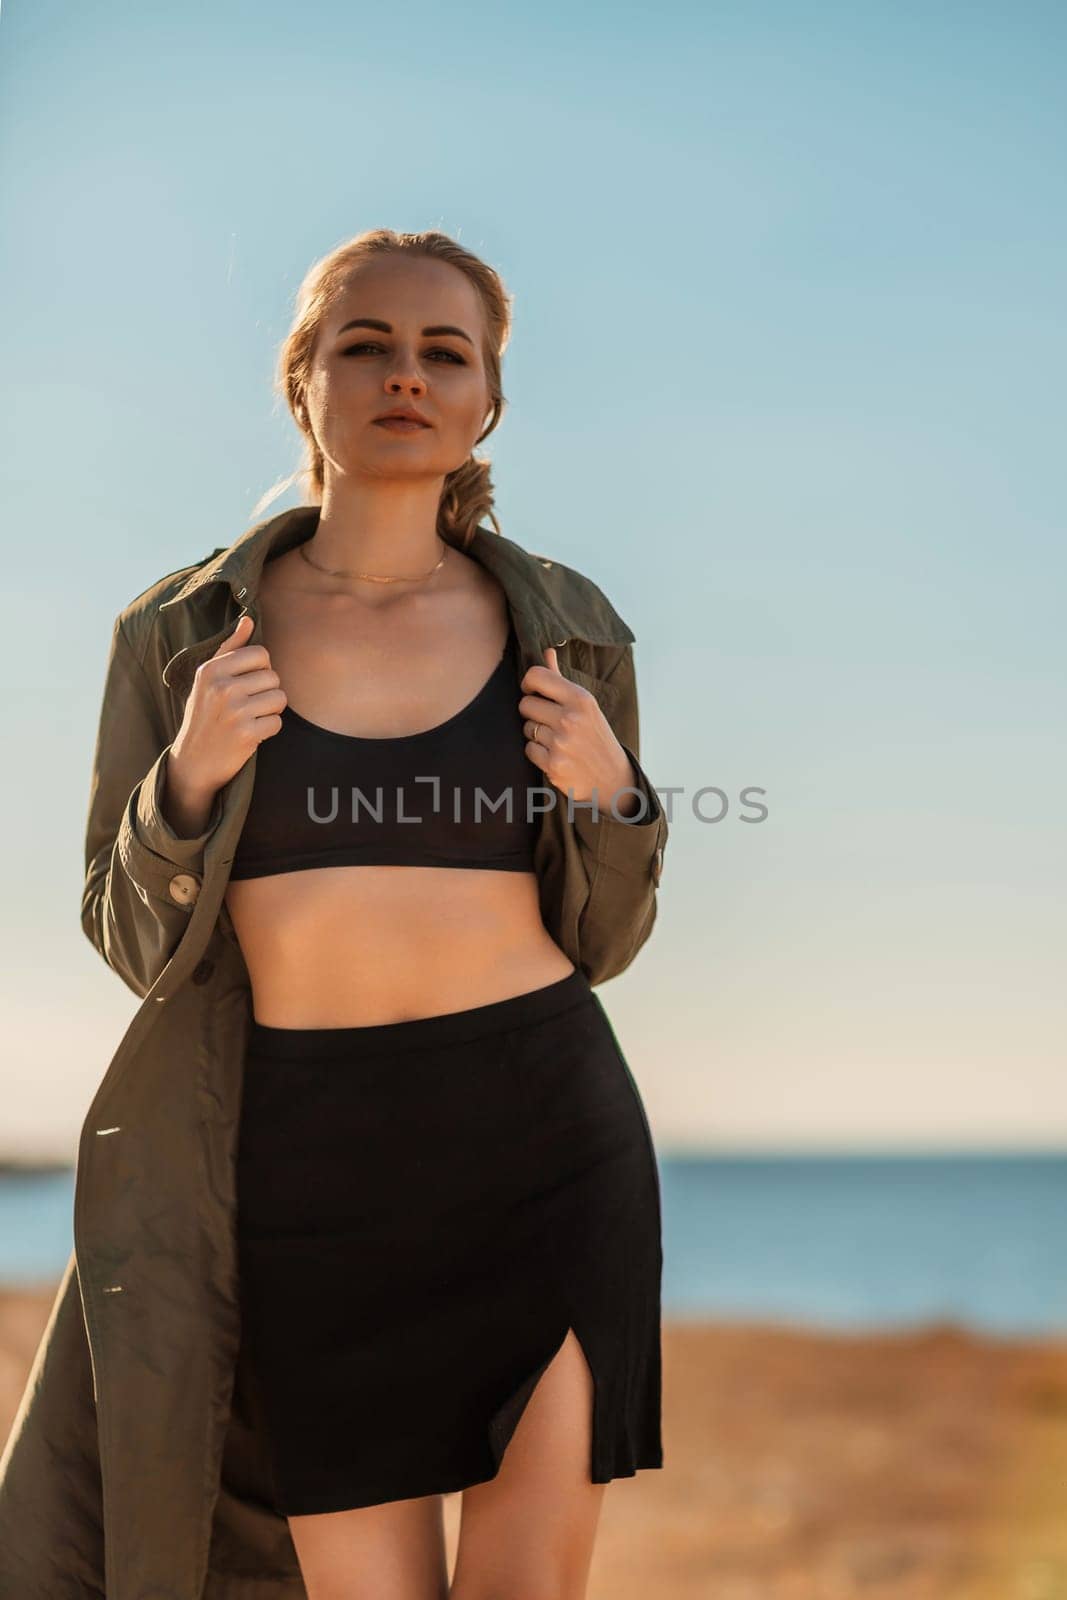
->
[229, 625, 544, 879]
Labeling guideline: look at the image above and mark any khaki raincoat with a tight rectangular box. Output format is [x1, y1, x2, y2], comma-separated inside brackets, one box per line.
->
[0, 504, 667, 1599]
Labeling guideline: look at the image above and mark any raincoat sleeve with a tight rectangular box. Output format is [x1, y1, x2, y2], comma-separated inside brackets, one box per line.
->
[81, 613, 224, 998]
[570, 642, 668, 982]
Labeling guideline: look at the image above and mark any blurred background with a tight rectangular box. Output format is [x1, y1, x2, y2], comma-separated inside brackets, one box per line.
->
[1, 1, 1065, 1594]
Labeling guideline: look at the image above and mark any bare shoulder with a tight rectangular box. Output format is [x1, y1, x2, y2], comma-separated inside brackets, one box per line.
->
[443, 541, 508, 611]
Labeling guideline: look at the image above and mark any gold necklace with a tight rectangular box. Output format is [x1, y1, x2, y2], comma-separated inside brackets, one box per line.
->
[297, 537, 448, 585]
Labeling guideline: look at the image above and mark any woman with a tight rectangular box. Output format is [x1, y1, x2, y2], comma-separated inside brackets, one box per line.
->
[0, 228, 668, 1600]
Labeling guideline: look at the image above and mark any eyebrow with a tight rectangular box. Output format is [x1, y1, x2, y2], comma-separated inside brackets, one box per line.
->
[335, 317, 474, 347]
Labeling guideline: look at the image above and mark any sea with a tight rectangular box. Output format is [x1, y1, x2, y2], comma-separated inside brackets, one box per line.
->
[2, 1152, 1065, 1338]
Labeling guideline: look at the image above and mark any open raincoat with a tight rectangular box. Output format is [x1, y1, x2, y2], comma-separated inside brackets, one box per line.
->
[0, 504, 667, 1599]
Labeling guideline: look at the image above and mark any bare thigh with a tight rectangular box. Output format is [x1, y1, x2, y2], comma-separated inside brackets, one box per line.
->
[286, 1492, 450, 1600]
[450, 1328, 607, 1600]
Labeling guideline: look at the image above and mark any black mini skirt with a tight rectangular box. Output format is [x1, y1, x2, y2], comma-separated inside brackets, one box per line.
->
[235, 966, 663, 1516]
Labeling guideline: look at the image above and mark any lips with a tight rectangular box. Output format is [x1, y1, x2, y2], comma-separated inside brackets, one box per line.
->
[374, 418, 430, 434]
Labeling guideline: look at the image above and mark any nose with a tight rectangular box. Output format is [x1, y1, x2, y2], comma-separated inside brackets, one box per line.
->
[384, 349, 428, 396]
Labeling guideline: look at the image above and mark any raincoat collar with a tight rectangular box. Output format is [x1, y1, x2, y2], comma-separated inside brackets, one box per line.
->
[158, 503, 636, 652]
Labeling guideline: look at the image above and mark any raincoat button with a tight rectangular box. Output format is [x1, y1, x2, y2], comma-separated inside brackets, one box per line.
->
[192, 957, 214, 985]
[652, 846, 663, 885]
[168, 871, 201, 907]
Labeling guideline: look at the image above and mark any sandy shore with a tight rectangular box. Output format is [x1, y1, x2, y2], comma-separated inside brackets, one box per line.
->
[4, 1287, 1067, 1598]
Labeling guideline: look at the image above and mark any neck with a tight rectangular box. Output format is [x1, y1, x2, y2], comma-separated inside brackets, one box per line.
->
[310, 478, 447, 577]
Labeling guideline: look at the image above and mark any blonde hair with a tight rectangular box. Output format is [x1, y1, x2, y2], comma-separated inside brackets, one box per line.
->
[251, 229, 514, 549]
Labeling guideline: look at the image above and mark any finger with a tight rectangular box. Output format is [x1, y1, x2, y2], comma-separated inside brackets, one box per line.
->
[236, 668, 283, 700]
[517, 691, 562, 725]
[247, 685, 289, 721]
[213, 613, 255, 658]
[523, 736, 552, 774]
[520, 664, 575, 705]
[543, 646, 559, 671]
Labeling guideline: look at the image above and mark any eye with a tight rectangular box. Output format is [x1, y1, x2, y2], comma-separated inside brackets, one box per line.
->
[341, 342, 465, 364]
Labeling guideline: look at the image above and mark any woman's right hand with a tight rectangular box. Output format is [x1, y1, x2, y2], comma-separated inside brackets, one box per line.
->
[166, 614, 287, 814]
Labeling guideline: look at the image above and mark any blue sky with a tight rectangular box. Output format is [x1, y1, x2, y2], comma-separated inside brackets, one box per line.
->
[1, 1, 1064, 1158]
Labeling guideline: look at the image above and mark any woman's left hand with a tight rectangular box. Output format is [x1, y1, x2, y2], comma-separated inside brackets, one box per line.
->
[519, 647, 640, 816]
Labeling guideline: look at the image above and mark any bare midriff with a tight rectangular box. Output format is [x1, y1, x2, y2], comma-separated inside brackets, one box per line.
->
[222, 545, 575, 1028]
[225, 867, 575, 1027]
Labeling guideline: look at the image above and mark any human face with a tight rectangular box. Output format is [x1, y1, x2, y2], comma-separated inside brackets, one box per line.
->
[303, 255, 493, 485]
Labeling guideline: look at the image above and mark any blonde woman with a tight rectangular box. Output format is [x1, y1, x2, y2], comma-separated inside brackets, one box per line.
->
[0, 229, 668, 1600]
